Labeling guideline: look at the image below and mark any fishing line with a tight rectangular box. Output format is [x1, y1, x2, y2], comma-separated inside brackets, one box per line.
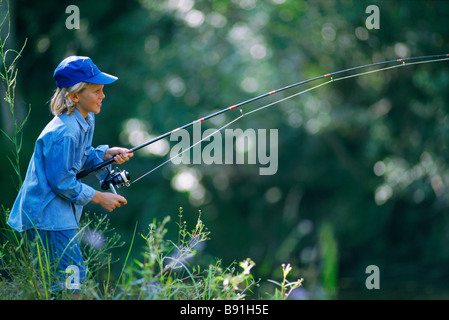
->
[131, 113, 246, 184]
[77, 54, 449, 181]
[131, 79, 333, 184]
[130, 55, 449, 184]
[77, 54, 449, 192]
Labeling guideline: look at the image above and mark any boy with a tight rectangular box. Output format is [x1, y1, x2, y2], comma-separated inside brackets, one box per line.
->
[7, 56, 133, 293]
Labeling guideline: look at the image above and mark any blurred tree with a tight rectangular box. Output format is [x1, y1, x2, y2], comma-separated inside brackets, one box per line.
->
[2, 0, 449, 299]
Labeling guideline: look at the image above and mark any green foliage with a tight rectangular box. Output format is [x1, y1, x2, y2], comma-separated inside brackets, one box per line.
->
[319, 222, 338, 298]
[110, 208, 261, 300]
[1, 0, 449, 299]
[1, 207, 303, 300]
[0, 210, 124, 300]
[267, 263, 303, 300]
[0, 0, 29, 190]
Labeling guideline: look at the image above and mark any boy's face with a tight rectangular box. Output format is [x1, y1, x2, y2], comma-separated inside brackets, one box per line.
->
[71, 83, 105, 118]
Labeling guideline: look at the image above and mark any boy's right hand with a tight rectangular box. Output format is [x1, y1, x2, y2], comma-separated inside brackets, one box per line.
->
[91, 191, 127, 212]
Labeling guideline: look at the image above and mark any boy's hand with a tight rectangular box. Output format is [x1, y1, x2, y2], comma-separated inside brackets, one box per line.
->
[104, 147, 134, 164]
[91, 191, 127, 212]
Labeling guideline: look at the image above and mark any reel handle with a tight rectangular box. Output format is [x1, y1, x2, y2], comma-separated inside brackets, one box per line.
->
[109, 182, 117, 194]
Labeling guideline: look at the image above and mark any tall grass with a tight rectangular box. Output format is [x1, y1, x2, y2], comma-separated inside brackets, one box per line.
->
[1, 206, 304, 300]
[0, 0, 29, 190]
[0, 211, 124, 299]
[111, 209, 257, 300]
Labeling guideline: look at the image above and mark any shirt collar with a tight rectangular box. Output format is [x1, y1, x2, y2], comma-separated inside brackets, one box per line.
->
[73, 108, 92, 132]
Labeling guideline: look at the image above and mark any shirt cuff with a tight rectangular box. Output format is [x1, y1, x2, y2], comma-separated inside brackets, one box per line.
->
[74, 183, 97, 206]
[94, 144, 109, 164]
[94, 145, 111, 181]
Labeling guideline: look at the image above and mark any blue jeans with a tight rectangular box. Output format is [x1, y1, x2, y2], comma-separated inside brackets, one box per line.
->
[26, 229, 86, 292]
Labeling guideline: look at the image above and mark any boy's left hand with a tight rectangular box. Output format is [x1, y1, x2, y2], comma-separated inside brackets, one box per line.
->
[104, 147, 134, 164]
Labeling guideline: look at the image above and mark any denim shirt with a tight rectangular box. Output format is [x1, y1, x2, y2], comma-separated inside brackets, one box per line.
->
[8, 109, 109, 232]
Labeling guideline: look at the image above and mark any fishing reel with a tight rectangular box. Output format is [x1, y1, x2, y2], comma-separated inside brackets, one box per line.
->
[101, 167, 131, 194]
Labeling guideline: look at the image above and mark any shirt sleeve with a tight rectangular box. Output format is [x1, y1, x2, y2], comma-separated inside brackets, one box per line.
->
[43, 135, 96, 206]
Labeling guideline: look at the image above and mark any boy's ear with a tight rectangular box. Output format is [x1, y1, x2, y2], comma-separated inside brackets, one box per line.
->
[70, 93, 79, 104]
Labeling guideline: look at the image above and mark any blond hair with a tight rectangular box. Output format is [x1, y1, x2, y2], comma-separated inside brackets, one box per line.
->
[50, 82, 91, 116]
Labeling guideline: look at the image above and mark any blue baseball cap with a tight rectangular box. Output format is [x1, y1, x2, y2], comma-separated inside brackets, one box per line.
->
[53, 56, 118, 88]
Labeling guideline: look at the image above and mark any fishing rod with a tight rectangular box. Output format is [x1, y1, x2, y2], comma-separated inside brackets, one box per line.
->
[76, 53, 449, 192]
